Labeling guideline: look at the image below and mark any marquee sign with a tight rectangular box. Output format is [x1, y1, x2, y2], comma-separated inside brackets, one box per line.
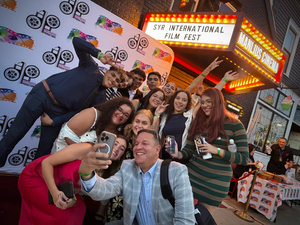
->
[143, 14, 237, 48]
[142, 13, 286, 94]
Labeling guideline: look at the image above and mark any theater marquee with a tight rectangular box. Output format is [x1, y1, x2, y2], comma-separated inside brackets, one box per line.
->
[142, 13, 286, 94]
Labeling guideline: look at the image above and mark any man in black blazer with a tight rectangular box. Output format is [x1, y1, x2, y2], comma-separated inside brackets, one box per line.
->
[118, 68, 146, 101]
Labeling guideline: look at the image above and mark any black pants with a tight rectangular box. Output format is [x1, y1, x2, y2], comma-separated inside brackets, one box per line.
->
[0, 82, 68, 166]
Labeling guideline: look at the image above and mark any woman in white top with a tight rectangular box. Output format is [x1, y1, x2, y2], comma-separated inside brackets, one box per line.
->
[55, 97, 134, 151]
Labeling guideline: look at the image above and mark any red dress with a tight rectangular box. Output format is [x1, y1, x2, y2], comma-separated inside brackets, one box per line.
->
[18, 155, 85, 225]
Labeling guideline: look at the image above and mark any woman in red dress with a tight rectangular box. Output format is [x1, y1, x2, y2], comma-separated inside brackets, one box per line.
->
[18, 135, 128, 225]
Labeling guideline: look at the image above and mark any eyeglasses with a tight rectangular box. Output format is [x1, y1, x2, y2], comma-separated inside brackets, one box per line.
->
[148, 77, 158, 81]
[117, 107, 130, 118]
[200, 100, 212, 106]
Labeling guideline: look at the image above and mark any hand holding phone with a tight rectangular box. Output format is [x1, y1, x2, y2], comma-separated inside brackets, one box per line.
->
[96, 131, 117, 160]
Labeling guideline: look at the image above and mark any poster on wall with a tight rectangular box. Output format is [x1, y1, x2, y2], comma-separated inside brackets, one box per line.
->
[0, 0, 174, 173]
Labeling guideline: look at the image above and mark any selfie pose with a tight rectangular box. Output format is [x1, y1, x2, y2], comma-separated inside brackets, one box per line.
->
[79, 129, 195, 225]
[55, 97, 134, 151]
[168, 87, 249, 213]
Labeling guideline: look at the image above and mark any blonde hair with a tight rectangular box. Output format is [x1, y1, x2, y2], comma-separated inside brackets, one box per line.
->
[124, 109, 153, 142]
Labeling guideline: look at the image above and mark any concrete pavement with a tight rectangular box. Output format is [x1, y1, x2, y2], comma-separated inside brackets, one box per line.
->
[212, 195, 300, 225]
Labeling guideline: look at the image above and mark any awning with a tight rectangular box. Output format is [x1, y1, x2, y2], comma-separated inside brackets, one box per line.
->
[142, 12, 286, 94]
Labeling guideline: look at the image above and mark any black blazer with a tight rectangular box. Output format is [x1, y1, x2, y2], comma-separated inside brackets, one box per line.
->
[118, 88, 143, 100]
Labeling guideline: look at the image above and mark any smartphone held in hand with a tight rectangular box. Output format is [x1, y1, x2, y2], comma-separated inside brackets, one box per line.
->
[166, 135, 175, 153]
[96, 131, 117, 160]
[194, 134, 212, 160]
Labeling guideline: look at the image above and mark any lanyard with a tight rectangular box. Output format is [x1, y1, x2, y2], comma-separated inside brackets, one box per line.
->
[278, 147, 285, 158]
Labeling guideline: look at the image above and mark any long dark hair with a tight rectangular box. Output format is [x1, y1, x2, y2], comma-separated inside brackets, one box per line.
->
[93, 97, 135, 135]
[165, 90, 192, 123]
[101, 134, 128, 178]
[138, 88, 165, 113]
[189, 88, 237, 142]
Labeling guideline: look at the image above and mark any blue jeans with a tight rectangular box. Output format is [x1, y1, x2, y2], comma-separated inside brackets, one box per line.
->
[0, 82, 68, 166]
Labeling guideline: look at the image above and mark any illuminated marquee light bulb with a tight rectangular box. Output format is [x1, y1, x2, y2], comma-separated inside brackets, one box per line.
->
[166, 18, 170, 22]
[150, 17, 154, 21]
[196, 18, 200, 22]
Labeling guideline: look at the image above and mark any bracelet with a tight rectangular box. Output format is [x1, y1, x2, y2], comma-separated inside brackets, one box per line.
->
[154, 114, 160, 118]
[73, 197, 77, 205]
[78, 171, 91, 177]
[97, 52, 103, 60]
[200, 73, 206, 78]
[217, 148, 221, 155]
[222, 77, 228, 83]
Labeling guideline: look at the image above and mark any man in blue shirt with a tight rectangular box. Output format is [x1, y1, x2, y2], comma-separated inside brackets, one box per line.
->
[79, 129, 195, 225]
[0, 37, 125, 167]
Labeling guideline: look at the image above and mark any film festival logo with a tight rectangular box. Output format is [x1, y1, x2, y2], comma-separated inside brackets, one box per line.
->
[3, 62, 40, 87]
[105, 47, 128, 68]
[0, 115, 14, 137]
[127, 34, 149, 55]
[7, 146, 37, 167]
[26, 10, 60, 38]
[59, 0, 90, 24]
[43, 46, 74, 70]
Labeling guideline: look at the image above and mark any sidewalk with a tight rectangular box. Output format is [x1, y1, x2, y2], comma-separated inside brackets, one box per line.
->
[213, 195, 300, 225]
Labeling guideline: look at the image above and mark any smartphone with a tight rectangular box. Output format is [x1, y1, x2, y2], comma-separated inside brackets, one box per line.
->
[96, 131, 117, 160]
[194, 134, 206, 156]
[166, 135, 175, 153]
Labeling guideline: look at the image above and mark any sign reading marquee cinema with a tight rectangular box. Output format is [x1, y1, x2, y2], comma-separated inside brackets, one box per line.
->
[142, 13, 286, 94]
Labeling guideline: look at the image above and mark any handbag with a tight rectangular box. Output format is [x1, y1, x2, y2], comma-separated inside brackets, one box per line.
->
[48, 181, 74, 204]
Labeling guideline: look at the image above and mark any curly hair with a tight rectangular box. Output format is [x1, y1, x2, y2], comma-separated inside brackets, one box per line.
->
[138, 88, 166, 113]
[165, 90, 192, 123]
[101, 134, 128, 179]
[93, 97, 135, 135]
[124, 109, 153, 144]
[109, 66, 126, 83]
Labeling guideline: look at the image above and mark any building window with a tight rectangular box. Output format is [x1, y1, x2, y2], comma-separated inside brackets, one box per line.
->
[282, 18, 300, 77]
[249, 104, 287, 153]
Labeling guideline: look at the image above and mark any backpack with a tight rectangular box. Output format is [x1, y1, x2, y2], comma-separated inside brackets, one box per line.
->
[160, 159, 217, 225]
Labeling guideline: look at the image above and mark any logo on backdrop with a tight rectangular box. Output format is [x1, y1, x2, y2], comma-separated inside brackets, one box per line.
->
[0, 26, 34, 49]
[4, 62, 40, 87]
[0, 115, 15, 136]
[95, 15, 123, 36]
[127, 34, 149, 55]
[42, 46, 74, 70]
[160, 72, 168, 86]
[67, 28, 99, 47]
[7, 146, 37, 167]
[0, 0, 17, 11]
[0, 88, 17, 102]
[26, 10, 60, 38]
[105, 47, 128, 68]
[152, 48, 172, 63]
[132, 60, 154, 74]
[59, 0, 90, 24]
